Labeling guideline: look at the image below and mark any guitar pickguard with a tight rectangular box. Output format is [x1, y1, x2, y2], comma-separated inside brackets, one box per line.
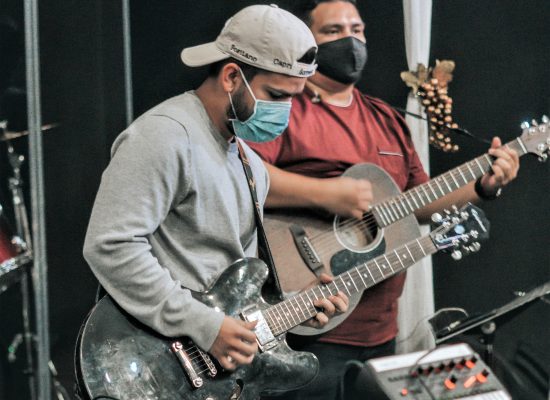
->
[330, 238, 386, 276]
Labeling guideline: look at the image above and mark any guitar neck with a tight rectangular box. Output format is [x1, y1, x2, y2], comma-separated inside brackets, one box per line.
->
[263, 235, 437, 336]
[372, 138, 526, 228]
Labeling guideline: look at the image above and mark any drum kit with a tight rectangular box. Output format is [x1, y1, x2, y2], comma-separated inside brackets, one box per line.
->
[0, 119, 34, 295]
[0, 119, 68, 399]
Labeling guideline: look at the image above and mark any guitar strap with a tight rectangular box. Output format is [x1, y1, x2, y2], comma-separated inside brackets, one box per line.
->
[236, 139, 283, 301]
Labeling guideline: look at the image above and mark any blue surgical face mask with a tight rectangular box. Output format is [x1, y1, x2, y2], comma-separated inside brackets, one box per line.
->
[228, 68, 291, 143]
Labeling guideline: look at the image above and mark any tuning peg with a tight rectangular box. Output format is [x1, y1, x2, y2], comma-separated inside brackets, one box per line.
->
[520, 121, 530, 130]
[531, 119, 539, 127]
[542, 115, 549, 124]
[538, 154, 548, 162]
[469, 242, 481, 252]
[431, 212, 443, 224]
[451, 250, 463, 260]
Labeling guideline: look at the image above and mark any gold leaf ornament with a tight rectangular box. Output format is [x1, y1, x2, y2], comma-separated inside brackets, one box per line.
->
[401, 59, 460, 152]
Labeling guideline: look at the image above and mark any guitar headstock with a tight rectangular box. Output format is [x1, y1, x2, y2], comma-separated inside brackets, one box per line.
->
[430, 203, 490, 260]
[519, 116, 550, 161]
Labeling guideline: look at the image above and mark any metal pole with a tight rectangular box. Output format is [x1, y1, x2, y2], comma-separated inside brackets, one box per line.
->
[122, 0, 134, 125]
[24, 0, 51, 398]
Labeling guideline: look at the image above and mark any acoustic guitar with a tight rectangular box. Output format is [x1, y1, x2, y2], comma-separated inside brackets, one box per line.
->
[264, 118, 550, 335]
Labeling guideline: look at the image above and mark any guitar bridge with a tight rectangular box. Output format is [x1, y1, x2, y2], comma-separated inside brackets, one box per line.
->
[289, 224, 324, 275]
[171, 341, 217, 389]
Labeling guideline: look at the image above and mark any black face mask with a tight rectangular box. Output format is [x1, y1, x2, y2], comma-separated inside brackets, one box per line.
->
[316, 36, 368, 84]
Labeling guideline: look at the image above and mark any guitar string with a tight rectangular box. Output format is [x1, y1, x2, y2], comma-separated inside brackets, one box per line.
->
[301, 157, 492, 256]
[266, 238, 434, 335]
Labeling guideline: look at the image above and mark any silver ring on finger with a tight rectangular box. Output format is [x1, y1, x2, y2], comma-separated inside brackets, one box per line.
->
[227, 355, 234, 364]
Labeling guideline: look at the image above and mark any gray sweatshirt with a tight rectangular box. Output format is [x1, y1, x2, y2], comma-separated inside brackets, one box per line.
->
[83, 91, 269, 351]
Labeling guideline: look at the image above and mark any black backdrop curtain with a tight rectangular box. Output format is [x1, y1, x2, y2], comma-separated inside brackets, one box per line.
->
[0, 1, 548, 399]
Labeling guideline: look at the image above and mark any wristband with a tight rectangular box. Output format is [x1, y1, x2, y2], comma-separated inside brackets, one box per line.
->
[474, 177, 502, 200]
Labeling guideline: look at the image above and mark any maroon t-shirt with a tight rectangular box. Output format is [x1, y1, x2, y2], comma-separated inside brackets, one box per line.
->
[248, 87, 429, 346]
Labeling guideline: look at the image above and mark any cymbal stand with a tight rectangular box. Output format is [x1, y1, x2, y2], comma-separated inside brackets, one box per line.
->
[3, 119, 37, 400]
[2, 122, 68, 399]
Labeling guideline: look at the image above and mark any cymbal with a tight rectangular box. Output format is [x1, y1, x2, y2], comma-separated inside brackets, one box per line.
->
[0, 123, 59, 141]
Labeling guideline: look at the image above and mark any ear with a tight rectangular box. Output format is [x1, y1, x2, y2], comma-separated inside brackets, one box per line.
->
[220, 62, 241, 93]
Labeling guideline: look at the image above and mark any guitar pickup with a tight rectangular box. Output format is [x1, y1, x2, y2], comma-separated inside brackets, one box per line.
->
[289, 224, 324, 275]
[170, 341, 217, 389]
[241, 308, 277, 351]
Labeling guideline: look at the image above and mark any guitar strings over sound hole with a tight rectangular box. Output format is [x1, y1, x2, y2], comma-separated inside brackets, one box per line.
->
[333, 211, 383, 253]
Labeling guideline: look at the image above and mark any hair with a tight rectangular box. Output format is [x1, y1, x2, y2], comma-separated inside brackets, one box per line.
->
[292, 0, 357, 27]
[208, 58, 263, 81]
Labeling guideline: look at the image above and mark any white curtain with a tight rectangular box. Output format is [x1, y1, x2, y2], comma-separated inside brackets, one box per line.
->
[396, 0, 435, 353]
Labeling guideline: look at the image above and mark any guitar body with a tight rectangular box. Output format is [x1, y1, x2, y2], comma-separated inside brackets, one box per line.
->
[76, 258, 318, 400]
[264, 163, 421, 335]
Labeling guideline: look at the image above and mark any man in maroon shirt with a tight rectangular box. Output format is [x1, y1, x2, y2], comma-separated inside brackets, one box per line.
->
[248, 1, 519, 399]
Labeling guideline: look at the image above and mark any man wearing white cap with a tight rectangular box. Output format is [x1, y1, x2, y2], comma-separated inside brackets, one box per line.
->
[83, 3, 347, 375]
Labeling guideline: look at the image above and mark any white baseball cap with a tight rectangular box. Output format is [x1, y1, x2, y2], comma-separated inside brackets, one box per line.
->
[181, 4, 317, 78]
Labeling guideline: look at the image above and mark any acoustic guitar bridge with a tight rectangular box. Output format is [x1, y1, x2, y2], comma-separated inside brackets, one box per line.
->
[289, 224, 324, 275]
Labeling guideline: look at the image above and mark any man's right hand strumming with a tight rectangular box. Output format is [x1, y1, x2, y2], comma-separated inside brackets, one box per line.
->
[210, 317, 258, 370]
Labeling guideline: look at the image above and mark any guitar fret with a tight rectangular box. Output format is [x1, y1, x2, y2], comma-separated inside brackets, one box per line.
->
[337, 275, 351, 296]
[394, 200, 405, 218]
[383, 254, 395, 273]
[449, 170, 460, 188]
[278, 303, 293, 330]
[441, 174, 453, 192]
[356, 266, 367, 288]
[291, 297, 308, 321]
[399, 198, 410, 216]
[279, 301, 294, 329]
[474, 158, 485, 175]
[283, 300, 299, 326]
[458, 167, 468, 184]
[482, 154, 494, 172]
[466, 162, 477, 179]
[364, 263, 375, 286]
[420, 185, 432, 202]
[298, 293, 315, 317]
[416, 238, 427, 256]
[273, 305, 290, 331]
[374, 206, 388, 226]
[265, 310, 280, 333]
[346, 271, 359, 293]
[381, 204, 393, 223]
[394, 250, 405, 270]
[373, 259, 384, 280]
[325, 282, 335, 296]
[404, 194, 415, 212]
[428, 182, 438, 199]
[405, 244, 416, 262]
[515, 137, 528, 155]
[410, 191, 421, 208]
[434, 178, 445, 196]
[389, 202, 400, 219]
[401, 198, 412, 215]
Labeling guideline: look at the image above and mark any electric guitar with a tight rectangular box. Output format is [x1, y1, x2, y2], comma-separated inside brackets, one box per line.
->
[264, 118, 550, 335]
[76, 204, 489, 400]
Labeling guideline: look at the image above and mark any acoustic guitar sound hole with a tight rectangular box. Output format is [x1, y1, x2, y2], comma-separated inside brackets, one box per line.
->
[333, 211, 383, 253]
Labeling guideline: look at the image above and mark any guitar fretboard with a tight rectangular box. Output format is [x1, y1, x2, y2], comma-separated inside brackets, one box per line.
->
[263, 235, 437, 336]
[372, 139, 526, 227]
